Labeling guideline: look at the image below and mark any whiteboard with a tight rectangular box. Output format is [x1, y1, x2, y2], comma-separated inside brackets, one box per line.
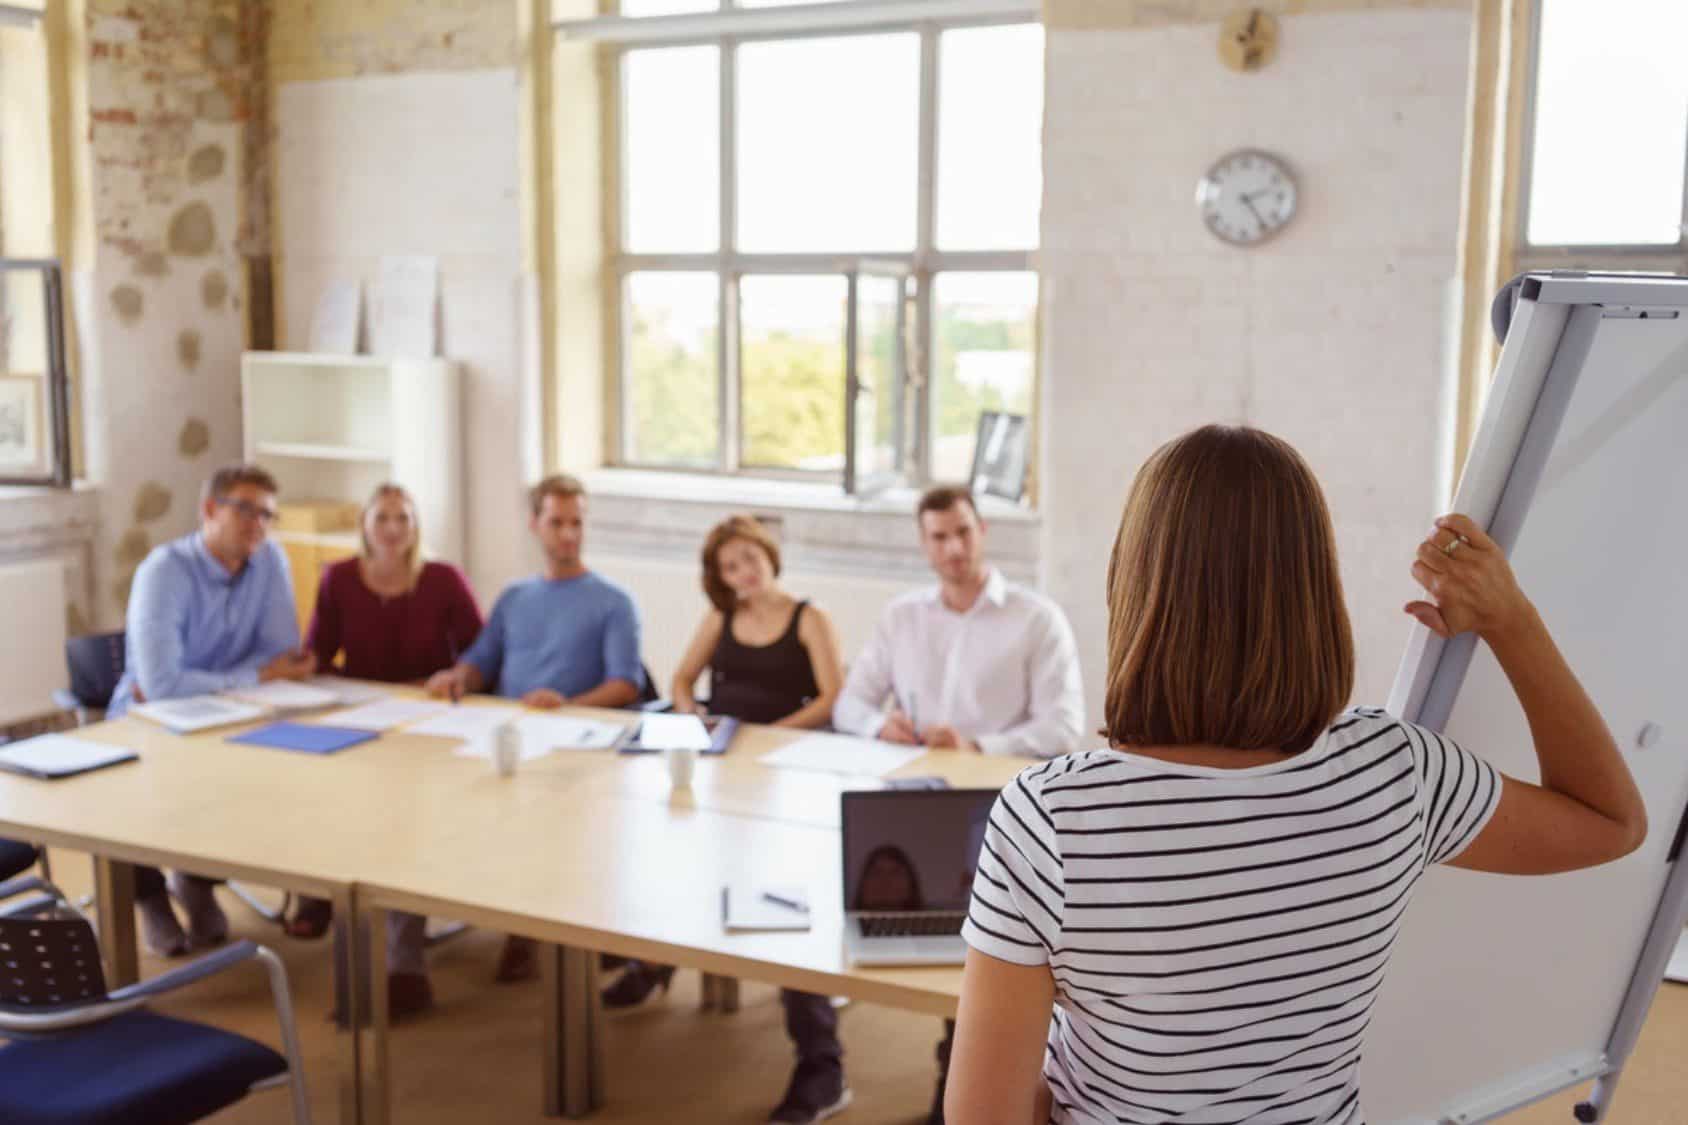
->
[1362, 275, 1688, 1122]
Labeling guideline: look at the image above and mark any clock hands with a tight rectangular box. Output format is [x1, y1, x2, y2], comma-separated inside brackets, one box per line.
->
[1239, 190, 1269, 233]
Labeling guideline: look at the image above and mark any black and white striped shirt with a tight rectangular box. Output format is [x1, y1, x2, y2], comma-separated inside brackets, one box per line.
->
[962, 708, 1502, 1125]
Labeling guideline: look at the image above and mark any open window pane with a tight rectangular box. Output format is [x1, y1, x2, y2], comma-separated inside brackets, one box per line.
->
[625, 46, 719, 253]
[625, 273, 720, 467]
[850, 273, 904, 486]
[1526, 0, 1688, 246]
[937, 24, 1044, 251]
[740, 275, 846, 471]
[931, 272, 1036, 483]
[737, 34, 919, 253]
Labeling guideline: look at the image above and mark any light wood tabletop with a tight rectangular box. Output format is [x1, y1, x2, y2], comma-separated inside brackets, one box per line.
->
[0, 687, 1031, 1123]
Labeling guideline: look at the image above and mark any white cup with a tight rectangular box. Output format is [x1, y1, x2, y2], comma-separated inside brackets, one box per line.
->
[492, 719, 522, 778]
[665, 745, 697, 790]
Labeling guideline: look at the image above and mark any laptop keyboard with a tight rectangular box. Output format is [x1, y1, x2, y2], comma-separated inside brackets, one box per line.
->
[858, 913, 966, 938]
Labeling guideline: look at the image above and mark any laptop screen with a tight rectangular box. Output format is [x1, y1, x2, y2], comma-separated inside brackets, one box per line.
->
[840, 789, 999, 913]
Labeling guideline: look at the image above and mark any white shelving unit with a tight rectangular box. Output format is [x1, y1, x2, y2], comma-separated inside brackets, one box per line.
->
[240, 351, 465, 566]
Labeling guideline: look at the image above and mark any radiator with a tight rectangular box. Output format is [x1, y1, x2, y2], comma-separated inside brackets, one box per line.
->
[0, 557, 67, 726]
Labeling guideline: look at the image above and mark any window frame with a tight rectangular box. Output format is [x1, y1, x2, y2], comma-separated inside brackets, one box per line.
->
[1514, 0, 1688, 271]
[595, 2, 1041, 489]
[0, 258, 73, 487]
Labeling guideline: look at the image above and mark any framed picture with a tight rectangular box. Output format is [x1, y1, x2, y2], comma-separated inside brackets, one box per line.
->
[968, 410, 1029, 502]
[0, 375, 44, 475]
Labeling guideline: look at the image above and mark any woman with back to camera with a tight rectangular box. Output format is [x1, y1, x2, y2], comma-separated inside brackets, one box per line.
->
[601, 513, 845, 1009]
[946, 425, 1646, 1124]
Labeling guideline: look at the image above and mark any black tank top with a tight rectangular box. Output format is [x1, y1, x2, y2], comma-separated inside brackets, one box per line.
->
[707, 600, 821, 725]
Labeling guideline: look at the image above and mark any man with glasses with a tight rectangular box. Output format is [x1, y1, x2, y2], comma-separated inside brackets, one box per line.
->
[108, 463, 317, 956]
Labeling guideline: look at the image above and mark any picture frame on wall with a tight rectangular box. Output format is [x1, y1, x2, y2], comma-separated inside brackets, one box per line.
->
[968, 410, 1029, 502]
[0, 375, 43, 476]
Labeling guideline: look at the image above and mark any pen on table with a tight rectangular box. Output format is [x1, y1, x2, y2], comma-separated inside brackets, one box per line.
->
[762, 891, 809, 913]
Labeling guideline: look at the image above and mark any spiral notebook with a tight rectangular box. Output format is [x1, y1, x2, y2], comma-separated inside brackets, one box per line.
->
[0, 735, 139, 780]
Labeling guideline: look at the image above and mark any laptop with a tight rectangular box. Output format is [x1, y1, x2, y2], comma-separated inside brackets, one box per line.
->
[840, 788, 997, 967]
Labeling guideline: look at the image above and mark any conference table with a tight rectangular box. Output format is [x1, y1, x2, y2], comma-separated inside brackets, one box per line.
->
[0, 687, 1026, 1123]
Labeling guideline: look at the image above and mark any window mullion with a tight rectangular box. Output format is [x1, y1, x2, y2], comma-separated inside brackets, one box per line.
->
[913, 23, 940, 484]
[719, 34, 740, 473]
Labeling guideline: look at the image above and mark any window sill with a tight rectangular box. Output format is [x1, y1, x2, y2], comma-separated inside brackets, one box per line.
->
[582, 468, 1041, 583]
[583, 467, 1039, 523]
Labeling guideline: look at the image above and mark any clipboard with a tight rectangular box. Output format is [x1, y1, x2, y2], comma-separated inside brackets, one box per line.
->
[618, 715, 739, 756]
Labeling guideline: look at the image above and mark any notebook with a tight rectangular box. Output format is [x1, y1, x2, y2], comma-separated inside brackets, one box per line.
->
[225, 681, 341, 711]
[0, 734, 138, 780]
[721, 883, 812, 933]
[228, 723, 378, 755]
[132, 694, 267, 734]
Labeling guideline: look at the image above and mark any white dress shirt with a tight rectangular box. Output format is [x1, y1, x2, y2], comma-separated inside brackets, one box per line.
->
[832, 568, 1085, 758]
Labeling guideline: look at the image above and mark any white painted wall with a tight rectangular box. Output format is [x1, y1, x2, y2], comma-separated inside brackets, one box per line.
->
[1039, 9, 1471, 717]
[274, 70, 534, 602]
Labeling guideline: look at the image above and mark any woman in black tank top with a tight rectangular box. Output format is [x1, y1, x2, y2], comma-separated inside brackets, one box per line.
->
[602, 515, 845, 1010]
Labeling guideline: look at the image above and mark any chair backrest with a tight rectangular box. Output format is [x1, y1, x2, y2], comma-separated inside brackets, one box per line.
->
[636, 662, 660, 706]
[64, 632, 125, 711]
[0, 914, 108, 1009]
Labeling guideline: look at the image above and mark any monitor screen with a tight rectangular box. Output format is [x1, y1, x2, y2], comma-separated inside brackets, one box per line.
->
[840, 789, 998, 913]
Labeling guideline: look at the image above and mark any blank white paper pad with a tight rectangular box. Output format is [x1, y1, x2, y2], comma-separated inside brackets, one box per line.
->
[758, 733, 924, 777]
[634, 713, 712, 751]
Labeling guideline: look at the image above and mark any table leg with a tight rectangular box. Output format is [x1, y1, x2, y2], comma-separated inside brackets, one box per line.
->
[92, 856, 137, 987]
[541, 943, 605, 1118]
[367, 906, 391, 1125]
[333, 884, 366, 1125]
[718, 975, 741, 1013]
[700, 972, 718, 1011]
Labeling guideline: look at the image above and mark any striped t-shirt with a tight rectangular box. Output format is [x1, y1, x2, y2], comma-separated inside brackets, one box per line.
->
[962, 707, 1502, 1125]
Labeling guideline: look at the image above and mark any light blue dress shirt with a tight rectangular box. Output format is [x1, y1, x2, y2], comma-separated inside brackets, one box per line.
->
[107, 533, 300, 718]
[461, 571, 642, 700]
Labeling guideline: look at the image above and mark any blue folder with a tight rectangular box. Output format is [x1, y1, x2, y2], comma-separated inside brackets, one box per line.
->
[228, 722, 378, 755]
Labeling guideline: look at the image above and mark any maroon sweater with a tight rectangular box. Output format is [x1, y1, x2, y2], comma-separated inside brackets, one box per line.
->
[306, 558, 484, 683]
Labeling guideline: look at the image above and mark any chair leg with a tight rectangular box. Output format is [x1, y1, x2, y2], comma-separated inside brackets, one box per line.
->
[257, 945, 314, 1125]
[227, 881, 292, 925]
[35, 847, 52, 883]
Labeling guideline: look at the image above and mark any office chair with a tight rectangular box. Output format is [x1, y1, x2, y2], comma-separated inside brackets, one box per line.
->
[53, 633, 291, 926]
[0, 874, 312, 1125]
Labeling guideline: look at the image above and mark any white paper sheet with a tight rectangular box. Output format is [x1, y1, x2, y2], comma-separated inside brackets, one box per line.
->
[758, 733, 924, 778]
[132, 695, 267, 734]
[0, 734, 137, 778]
[320, 698, 447, 732]
[308, 279, 362, 354]
[372, 255, 438, 359]
[633, 713, 712, 752]
[449, 713, 628, 762]
[225, 681, 340, 711]
[408, 706, 518, 741]
[305, 677, 390, 705]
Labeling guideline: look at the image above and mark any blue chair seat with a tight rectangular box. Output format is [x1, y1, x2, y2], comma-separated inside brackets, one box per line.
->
[0, 840, 36, 882]
[0, 1008, 287, 1125]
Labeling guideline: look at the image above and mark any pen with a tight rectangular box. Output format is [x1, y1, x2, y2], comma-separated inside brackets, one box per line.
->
[763, 891, 809, 913]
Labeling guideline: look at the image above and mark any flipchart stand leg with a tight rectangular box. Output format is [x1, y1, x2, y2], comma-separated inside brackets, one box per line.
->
[1570, 800, 1688, 1124]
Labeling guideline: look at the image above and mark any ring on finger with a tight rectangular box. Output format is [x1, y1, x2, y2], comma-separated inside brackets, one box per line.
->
[1440, 533, 1471, 557]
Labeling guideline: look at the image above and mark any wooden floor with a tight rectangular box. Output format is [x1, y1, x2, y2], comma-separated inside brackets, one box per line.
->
[38, 851, 1688, 1124]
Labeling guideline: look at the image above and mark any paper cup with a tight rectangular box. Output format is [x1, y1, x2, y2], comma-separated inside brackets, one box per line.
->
[666, 745, 697, 790]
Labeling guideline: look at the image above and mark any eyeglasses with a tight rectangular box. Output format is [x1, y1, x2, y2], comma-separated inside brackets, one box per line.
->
[214, 497, 278, 524]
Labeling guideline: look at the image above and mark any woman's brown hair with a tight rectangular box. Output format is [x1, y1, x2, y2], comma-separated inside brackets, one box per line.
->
[700, 515, 782, 613]
[1103, 425, 1354, 754]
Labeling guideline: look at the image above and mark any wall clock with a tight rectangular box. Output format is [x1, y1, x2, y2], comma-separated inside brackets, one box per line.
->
[1196, 149, 1298, 246]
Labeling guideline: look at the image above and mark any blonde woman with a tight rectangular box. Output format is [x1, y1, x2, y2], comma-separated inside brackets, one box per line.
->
[946, 426, 1646, 1124]
[287, 482, 484, 1020]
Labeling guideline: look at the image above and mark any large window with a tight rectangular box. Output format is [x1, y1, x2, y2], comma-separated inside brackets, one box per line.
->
[1520, 0, 1688, 262]
[589, 1, 1043, 493]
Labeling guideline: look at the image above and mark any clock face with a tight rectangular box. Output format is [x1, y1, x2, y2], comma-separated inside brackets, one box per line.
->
[1196, 150, 1298, 246]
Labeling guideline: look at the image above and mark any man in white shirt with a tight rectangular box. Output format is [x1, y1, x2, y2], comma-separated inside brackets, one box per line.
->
[832, 486, 1084, 757]
[766, 486, 1084, 1125]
